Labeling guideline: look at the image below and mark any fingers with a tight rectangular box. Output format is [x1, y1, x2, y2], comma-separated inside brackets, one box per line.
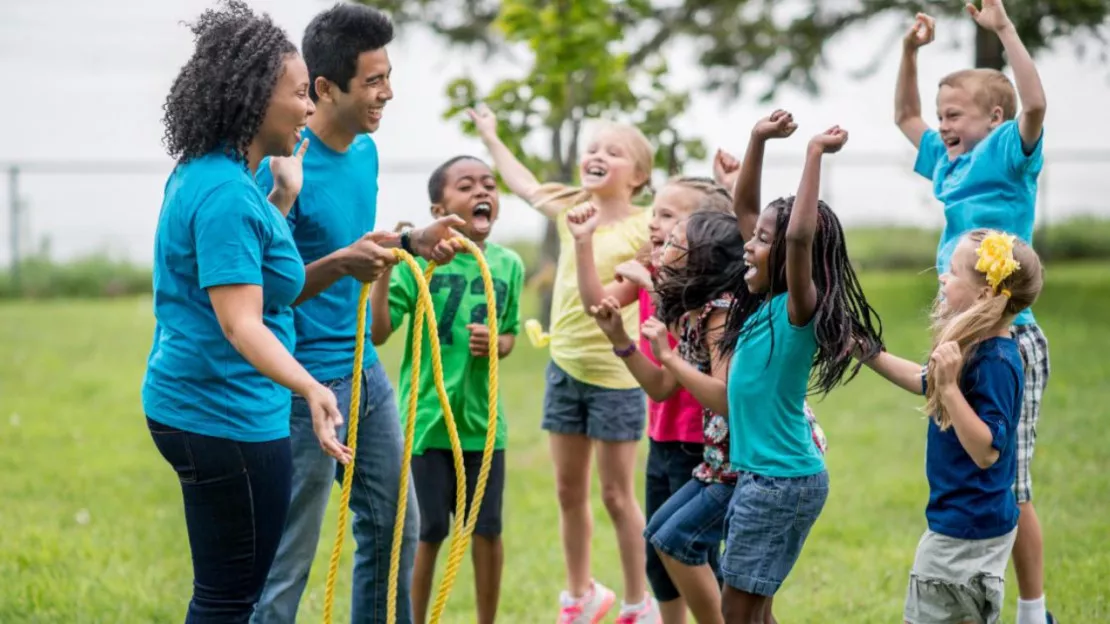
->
[296, 138, 310, 159]
[438, 214, 466, 228]
[965, 4, 979, 19]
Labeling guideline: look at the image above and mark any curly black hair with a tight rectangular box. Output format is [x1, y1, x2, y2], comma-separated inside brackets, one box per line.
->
[654, 211, 751, 328]
[303, 4, 394, 101]
[718, 197, 884, 397]
[161, 0, 297, 164]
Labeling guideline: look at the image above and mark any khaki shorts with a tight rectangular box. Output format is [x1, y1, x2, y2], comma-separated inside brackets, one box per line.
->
[904, 528, 1018, 624]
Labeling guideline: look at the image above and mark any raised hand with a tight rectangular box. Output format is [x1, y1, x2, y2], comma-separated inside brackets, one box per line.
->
[267, 138, 309, 213]
[966, 0, 1012, 33]
[565, 203, 600, 241]
[589, 296, 630, 344]
[466, 102, 499, 140]
[904, 13, 936, 51]
[713, 149, 742, 191]
[752, 110, 798, 141]
[640, 316, 675, 363]
[809, 126, 849, 154]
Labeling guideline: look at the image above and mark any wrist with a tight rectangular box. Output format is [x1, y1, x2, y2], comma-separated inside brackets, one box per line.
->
[573, 232, 594, 245]
[805, 143, 825, 158]
[612, 341, 637, 358]
[993, 20, 1016, 35]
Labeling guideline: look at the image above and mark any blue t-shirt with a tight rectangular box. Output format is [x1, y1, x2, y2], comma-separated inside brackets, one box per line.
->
[923, 337, 1023, 540]
[726, 293, 825, 477]
[914, 120, 1044, 326]
[256, 128, 380, 383]
[142, 151, 306, 442]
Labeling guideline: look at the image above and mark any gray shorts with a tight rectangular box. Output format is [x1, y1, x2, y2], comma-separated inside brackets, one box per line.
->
[904, 528, 1018, 624]
[541, 360, 647, 442]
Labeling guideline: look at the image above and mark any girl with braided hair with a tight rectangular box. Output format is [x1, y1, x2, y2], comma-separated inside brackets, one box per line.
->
[713, 113, 883, 622]
[858, 230, 1043, 624]
[142, 2, 348, 620]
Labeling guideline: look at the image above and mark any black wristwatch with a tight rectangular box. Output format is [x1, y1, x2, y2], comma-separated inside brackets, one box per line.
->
[399, 227, 415, 255]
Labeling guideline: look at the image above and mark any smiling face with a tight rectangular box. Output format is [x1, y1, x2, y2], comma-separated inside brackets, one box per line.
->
[431, 158, 499, 243]
[327, 47, 392, 134]
[258, 54, 315, 156]
[936, 83, 1001, 159]
[742, 206, 781, 294]
[660, 219, 689, 270]
[579, 125, 650, 199]
[938, 237, 992, 316]
[648, 184, 703, 268]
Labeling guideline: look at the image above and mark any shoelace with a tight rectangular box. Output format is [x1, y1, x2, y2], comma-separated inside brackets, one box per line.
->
[558, 603, 584, 624]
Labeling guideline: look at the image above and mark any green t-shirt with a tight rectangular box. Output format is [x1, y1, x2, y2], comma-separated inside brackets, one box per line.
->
[389, 243, 524, 455]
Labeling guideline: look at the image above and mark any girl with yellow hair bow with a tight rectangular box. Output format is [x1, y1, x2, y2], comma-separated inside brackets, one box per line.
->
[854, 228, 1045, 624]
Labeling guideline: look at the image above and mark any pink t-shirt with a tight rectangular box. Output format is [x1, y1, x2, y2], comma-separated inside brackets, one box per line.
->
[639, 287, 705, 444]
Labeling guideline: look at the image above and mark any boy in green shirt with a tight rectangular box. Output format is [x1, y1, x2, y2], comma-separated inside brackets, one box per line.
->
[371, 155, 524, 624]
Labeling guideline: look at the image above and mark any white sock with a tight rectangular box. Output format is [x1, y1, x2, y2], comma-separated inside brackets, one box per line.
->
[620, 596, 647, 613]
[1016, 596, 1046, 624]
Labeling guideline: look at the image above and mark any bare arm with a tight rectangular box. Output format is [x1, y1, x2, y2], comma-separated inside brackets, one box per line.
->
[736, 111, 797, 242]
[785, 139, 833, 327]
[615, 339, 681, 402]
[996, 24, 1046, 150]
[896, 14, 935, 148]
[297, 248, 357, 306]
[369, 266, 394, 346]
[863, 351, 925, 395]
[654, 309, 730, 416]
[940, 386, 1001, 469]
[209, 285, 324, 396]
[497, 334, 515, 359]
[468, 106, 551, 216]
[574, 236, 640, 311]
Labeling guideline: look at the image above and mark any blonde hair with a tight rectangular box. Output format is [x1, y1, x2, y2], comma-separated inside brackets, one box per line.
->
[630, 176, 734, 265]
[924, 229, 1044, 428]
[938, 69, 1017, 121]
[533, 122, 655, 214]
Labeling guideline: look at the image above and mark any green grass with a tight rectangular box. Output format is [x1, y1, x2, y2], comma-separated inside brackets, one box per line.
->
[1, 264, 1108, 623]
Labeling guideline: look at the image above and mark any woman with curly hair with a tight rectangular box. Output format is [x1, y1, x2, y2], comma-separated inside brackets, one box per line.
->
[141, 2, 354, 620]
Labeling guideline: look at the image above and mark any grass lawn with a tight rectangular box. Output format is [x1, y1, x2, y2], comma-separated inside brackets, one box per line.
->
[1, 263, 1108, 623]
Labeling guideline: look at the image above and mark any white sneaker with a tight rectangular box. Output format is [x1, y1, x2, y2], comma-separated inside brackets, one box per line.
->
[557, 580, 616, 624]
[615, 594, 662, 624]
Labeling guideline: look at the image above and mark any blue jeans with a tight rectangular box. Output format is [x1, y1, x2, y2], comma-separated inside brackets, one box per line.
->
[646, 478, 733, 568]
[252, 361, 419, 624]
[147, 417, 292, 623]
[644, 440, 715, 602]
[721, 471, 829, 596]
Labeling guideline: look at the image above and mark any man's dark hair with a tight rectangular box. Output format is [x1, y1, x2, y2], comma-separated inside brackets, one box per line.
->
[303, 4, 394, 101]
[161, 0, 297, 163]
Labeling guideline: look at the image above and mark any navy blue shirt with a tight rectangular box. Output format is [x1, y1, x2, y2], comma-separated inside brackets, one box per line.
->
[924, 337, 1024, 540]
[256, 128, 381, 382]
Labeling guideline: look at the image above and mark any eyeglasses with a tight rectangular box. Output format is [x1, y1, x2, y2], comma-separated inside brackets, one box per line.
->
[663, 239, 687, 252]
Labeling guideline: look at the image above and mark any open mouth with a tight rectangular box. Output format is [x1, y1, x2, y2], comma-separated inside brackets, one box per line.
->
[369, 107, 384, 123]
[472, 202, 493, 234]
[942, 135, 961, 150]
[743, 257, 758, 281]
[583, 162, 608, 184]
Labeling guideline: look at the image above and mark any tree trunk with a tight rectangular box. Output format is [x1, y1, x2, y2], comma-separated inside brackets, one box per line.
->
[975, 25, 1006, 69]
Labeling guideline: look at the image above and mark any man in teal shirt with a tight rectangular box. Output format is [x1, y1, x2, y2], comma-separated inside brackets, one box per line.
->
[252, 5, 462, 623]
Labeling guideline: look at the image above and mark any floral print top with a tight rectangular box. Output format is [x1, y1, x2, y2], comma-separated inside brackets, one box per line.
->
[674, 295, 737, 484]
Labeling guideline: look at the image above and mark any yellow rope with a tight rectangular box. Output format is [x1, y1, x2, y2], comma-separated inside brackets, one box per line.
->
[322, 238, 500, 624]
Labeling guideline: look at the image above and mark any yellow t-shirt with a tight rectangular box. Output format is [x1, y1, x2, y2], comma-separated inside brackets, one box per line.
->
[550, 206, 651, 389]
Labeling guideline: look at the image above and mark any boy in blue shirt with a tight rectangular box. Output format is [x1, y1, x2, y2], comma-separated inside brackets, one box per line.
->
[893, 2, 1052, 623]
[251, 6, 462, 624]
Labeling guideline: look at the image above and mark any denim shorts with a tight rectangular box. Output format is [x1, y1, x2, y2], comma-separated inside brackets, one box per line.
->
[541, 360, 647, 442]
[721, 470, 829, 596]
[645, 478, 733, 567]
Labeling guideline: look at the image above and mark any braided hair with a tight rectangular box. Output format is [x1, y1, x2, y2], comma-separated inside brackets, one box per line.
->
[161, 0, 297, 164]
[718, 196, 884, 396]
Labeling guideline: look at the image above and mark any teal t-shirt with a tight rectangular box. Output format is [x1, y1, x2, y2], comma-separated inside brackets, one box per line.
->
[256, 128, 380, 382]
[142, 151, 306, 442]
[914, 120, 1043, 326]
[726, 293, 825, 477]
[388, 244, 524, 455]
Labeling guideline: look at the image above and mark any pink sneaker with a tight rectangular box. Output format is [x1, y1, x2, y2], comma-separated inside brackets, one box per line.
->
[615, 594, 662, 624]
[557, 581, 616, 624]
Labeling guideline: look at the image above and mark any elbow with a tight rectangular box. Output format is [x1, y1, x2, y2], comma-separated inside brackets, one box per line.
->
[974, 449, 1000, 470]
[370, 324, 391, 346]
[646, 387, 677, 403]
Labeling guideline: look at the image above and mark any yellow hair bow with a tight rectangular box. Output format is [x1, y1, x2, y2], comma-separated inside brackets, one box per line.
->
[524, 319, 551, 348]
[974, 232, 1021, 293]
